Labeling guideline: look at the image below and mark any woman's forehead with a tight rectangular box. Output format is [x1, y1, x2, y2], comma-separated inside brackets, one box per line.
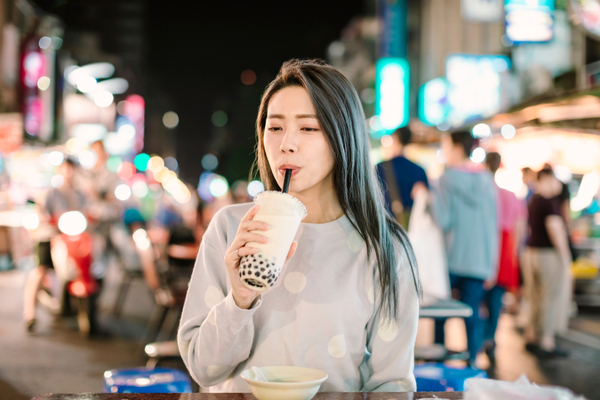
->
[268, 86, 316, 115]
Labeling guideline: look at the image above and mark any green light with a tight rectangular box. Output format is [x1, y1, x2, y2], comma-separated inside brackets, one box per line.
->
[418, 77, 449, 127]
[211, 111, 228, 127]
[374, 57, 409, 139]
[134, 153, 150, 171]
[106, 156, 122, 173]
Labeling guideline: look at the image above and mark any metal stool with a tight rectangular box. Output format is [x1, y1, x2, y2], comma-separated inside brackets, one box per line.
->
[414, 362, 487, 391]
[102, 367, 192, 393]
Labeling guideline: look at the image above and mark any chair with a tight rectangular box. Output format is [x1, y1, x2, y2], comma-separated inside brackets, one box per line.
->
[414, 362, 487, 391]
[102, 367, 192, 393]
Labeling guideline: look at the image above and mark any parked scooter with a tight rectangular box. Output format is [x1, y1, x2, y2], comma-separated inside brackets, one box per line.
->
[47, 210, 100, 337]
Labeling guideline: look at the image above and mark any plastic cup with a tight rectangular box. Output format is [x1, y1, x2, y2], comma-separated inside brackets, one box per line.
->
[239, 191, 307, 291]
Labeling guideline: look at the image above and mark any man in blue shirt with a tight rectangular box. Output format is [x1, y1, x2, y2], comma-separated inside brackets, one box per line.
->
[376, 126, 429, 229]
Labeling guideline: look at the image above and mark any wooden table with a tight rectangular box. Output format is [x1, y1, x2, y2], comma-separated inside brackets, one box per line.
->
[33, 393, 463, 400]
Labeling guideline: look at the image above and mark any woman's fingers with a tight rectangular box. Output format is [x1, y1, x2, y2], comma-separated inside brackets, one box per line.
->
[240, 204, 260, 222]
[239, 220, 270, 233]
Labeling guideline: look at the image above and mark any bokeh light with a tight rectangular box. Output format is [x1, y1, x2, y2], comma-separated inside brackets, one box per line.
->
[37, 76, 50, 91]
[115, 184, 132, 201]
[201, 154, 218, 171]
[50, 174, 65, 188]
[132, 180, 149, 198]
[58, 211, 87, 236]
[38, 36, 51, 49]
[106, 156, 122, 173]
[117, 100, 129, 115]
[117, 162, 136, 181]
[94, 91, 114, 108]
[22, 213, 40, 230]
[163, 111, 179, 129]
[209, 175, 229, 197]
[49, 151, 64, 166]
[164, 156, 178, 171]
[65, 138, 87, 155]
[134, 153, 150, 171]
[77, 76, 97, 93]
[117, 124, 136, 140]
[211, 111, 228, 127]
[241, 69, 257, 85]
[78, 150, 97, 169]
[247, 180, 265, 197]
[470, 147, 486, 163]
[147, 156, 164, 173]
[501, 124, 516, 139]
[381, 135, 393, 148]
[472, 123, 491, 139]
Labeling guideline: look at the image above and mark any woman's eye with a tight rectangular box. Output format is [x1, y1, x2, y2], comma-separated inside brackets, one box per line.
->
[267, 126, 282, 132]
[301, 127, 319, 132]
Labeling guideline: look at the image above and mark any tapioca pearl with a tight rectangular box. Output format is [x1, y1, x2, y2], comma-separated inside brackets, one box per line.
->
[260, 268, 265, 272]
[255, 271, 260, 277]
[258, 254, 262, 258]
[259, 261, 263, 265]
[261, 275, 268, 280]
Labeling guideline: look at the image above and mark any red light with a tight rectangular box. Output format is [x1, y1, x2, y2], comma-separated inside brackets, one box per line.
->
[117, 162, 135, 181]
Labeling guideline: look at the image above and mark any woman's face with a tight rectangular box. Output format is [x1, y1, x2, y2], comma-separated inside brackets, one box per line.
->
[263, 86, 335, 197]
[440, 134, 463, 166]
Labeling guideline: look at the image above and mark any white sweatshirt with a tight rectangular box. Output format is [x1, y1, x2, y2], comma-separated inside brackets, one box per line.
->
[177, 202, 419, 393]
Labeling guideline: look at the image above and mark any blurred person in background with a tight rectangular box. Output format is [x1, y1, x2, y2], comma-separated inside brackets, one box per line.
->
[521, 168, 571, 357]
[521, 167, 537, 203]
[232, 181, 252, 204]
[178, 59, 420, 392]
[542, 163, 576, 262]
[23, 158, 87, 333]
[376, 126, 429, 229]
[74, 140, 121, 265]
[482, 152, 527, 364]
[431, 131, 498, 366]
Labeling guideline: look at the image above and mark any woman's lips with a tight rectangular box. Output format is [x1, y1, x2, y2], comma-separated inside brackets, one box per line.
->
[278, 166, 300, 177]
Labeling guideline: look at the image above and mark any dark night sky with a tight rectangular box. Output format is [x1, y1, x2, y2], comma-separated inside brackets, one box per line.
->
[145, 0, 365, 182]
[33, 0, 366, 183]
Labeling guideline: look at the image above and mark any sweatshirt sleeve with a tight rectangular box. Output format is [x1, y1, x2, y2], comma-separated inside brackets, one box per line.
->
[431, 175, 452, 231]
[177, 212, 261, 388]
[360, 258, 419, 392]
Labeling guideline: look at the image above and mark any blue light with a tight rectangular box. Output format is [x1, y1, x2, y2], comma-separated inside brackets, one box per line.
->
[418, 77, 449, 126]
[374, 58, 409, 139]
[505, 0, 555, 44]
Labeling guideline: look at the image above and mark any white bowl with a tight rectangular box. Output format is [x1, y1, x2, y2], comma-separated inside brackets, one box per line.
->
[241, 366, 328, 400]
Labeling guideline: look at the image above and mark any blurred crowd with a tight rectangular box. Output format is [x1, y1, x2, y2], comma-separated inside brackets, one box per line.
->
[11, 140, 249, 338]
[377, 127, 576, 366]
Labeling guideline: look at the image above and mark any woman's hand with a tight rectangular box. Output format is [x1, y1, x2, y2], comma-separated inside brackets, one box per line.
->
[224, 205, 298, 309]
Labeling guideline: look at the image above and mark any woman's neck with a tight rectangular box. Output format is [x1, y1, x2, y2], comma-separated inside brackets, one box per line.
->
[291, 177, 343, 224]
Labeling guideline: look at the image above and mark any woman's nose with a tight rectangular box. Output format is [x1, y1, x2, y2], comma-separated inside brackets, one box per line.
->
[279, 131, 298, 153]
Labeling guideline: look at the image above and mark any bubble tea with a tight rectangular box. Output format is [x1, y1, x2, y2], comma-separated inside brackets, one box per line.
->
[239, 173, 306, 291]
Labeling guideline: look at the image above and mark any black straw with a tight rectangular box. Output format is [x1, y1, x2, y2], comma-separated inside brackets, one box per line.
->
[282, 169, 292, 193]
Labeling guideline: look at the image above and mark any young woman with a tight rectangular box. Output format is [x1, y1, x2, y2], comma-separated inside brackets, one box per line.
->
[178, 59, 420, 393]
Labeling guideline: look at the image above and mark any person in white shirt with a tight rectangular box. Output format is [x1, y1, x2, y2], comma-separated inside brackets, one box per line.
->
[178, 59, 420, 393]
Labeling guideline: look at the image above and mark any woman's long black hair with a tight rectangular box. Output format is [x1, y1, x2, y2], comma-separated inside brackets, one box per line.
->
[254, 59, 420, 320]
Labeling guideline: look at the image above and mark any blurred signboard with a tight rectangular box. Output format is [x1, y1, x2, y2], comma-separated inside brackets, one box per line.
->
[419, 77, 449, 126]
[375, 57, 409, 138]
[462, 0, 503, 22]
[446, 54, 511, 127]
[0, 113, 23, 153]
[569, 0, 600, 39]
[378, 0, 407, 58]
[505, 0, 555, 43]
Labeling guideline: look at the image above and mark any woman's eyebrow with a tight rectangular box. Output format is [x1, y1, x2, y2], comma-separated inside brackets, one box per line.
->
[267, 114, 318, 119]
